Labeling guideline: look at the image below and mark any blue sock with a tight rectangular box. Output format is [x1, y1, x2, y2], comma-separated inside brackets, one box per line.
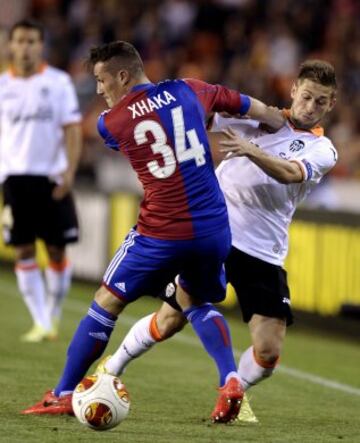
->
[55, 301, 117, 396]
[184, 303, 237, 386]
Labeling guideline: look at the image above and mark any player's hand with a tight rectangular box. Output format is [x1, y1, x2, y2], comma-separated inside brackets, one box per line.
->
[52, 171, 74, 200]
[263, 106, 285, 131]
[219, 127, 257, 159]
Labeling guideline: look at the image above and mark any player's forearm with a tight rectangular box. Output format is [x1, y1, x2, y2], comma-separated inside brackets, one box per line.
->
[63, 123, 82, 178]
[246, 142, 303, 184]
[247, 98, 284, 130]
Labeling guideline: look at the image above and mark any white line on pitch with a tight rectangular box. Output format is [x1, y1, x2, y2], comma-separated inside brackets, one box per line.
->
[3, 279, 360, 397]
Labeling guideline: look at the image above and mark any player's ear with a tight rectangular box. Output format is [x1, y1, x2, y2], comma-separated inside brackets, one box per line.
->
[117, 69, 130, 86]
[290, 81, 298, 100]
[328, 94, 337, 112]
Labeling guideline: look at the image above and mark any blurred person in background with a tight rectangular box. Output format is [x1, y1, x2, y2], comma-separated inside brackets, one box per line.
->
[97, 59, 338, 423]
[0, 19, 82, 342]
[24, 0, 357, 190]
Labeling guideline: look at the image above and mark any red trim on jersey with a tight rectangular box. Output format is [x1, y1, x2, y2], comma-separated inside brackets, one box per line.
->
[184, 78, 242, 115]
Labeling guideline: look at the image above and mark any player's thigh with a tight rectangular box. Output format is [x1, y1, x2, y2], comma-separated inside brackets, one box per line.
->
[179, 227, 231, 303]
[102, 229, 179, 304]
[226, 247, 293, 326]
[2, 176, 39, 245]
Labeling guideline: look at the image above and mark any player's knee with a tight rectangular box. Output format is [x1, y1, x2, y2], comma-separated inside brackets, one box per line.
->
[46, 245, 66, 263]
[254, 341, 281, 366]
[94, 286, 125, 316]
[15, 244, 36, 261]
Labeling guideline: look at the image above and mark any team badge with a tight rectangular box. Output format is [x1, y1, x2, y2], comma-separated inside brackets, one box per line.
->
[289, 140, 305, 152]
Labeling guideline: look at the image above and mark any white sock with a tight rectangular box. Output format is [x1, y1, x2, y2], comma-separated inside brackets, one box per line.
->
[15, 259, 52, 331]
[106, 313, 159, 375]
[45, 261, 72, 321]
[238, 346, 276, 391]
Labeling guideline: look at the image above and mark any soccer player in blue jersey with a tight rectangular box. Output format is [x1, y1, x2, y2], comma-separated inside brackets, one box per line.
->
[22, 41, 284, 423]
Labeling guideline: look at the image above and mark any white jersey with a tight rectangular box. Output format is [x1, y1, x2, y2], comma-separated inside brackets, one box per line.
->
[214, 114, 338, 266]
[0, 65, 81, 182]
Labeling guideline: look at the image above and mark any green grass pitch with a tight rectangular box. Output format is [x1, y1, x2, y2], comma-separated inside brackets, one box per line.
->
[0, 267, 360, 443]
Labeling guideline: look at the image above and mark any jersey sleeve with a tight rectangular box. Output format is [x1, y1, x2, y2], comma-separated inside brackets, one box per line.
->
[59, 76, 82, 126]
[97, 112, 120, 151]
[211, 113, 260, 139]
[290, 141, 338, 184]
[185, 78, 250, 116]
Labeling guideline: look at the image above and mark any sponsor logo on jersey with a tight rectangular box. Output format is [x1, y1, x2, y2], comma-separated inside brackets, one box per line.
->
[115, 282, 126, 292]
[279, 152, 290, 160]
[289, 140, 305, 152]
[10, 106, 54, 124]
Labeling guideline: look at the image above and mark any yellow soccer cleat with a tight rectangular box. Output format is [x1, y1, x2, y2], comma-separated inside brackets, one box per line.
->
[235, 393, 259, 423]
[95, 355, 114, 375]
[49, 317, 60, 340]
[20, 324, 55, 343]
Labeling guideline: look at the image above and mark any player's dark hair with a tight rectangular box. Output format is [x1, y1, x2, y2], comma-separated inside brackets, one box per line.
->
[9, 19, 44, 41]
[87, 41, 144, 77]
[297, 60, 337, 90]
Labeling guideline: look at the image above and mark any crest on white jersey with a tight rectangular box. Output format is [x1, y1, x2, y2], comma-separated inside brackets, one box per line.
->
[289, 140, 305, 152]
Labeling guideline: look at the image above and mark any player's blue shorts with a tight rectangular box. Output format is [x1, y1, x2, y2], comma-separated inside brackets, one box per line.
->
[102, 226, 231, 304]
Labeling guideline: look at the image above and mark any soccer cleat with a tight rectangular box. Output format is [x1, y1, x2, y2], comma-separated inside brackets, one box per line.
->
[95, 355, 114, 375]
[20, 324, 56, 343]
[235, 393, 259, 423]
[49, 317, 60, 340]
[21, 390, 74, 415]
[211, 377, 244, 423]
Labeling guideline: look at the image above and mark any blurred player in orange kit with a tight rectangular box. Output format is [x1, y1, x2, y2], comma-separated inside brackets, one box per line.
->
[0, 20, 82, 342]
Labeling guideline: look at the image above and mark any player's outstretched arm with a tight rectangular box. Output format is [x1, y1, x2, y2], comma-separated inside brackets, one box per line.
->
[220, 127, 303, 184]
[246, 100, 285, 131]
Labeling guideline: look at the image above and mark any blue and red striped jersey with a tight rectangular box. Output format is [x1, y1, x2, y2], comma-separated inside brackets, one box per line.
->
[98, 78, 249, 240]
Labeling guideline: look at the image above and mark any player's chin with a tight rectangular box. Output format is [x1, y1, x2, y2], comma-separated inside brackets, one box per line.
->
[297, 118, 318, 130]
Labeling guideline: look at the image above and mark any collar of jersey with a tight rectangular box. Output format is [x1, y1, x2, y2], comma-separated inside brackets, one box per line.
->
[131, 83, 155, 92]
[282, 109, 324, 137]
[8, 62, 48, 78]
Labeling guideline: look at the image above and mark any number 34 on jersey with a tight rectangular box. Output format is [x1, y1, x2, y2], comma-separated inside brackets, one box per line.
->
[134, 105, 206, 179]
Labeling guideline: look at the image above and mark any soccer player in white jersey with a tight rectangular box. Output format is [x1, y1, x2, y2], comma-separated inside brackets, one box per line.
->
[0, 20, 82, 342]
[95, 60, 338, 421]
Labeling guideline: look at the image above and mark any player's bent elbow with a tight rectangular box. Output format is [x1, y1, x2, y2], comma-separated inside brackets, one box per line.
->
[275, 171, 302, 185]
